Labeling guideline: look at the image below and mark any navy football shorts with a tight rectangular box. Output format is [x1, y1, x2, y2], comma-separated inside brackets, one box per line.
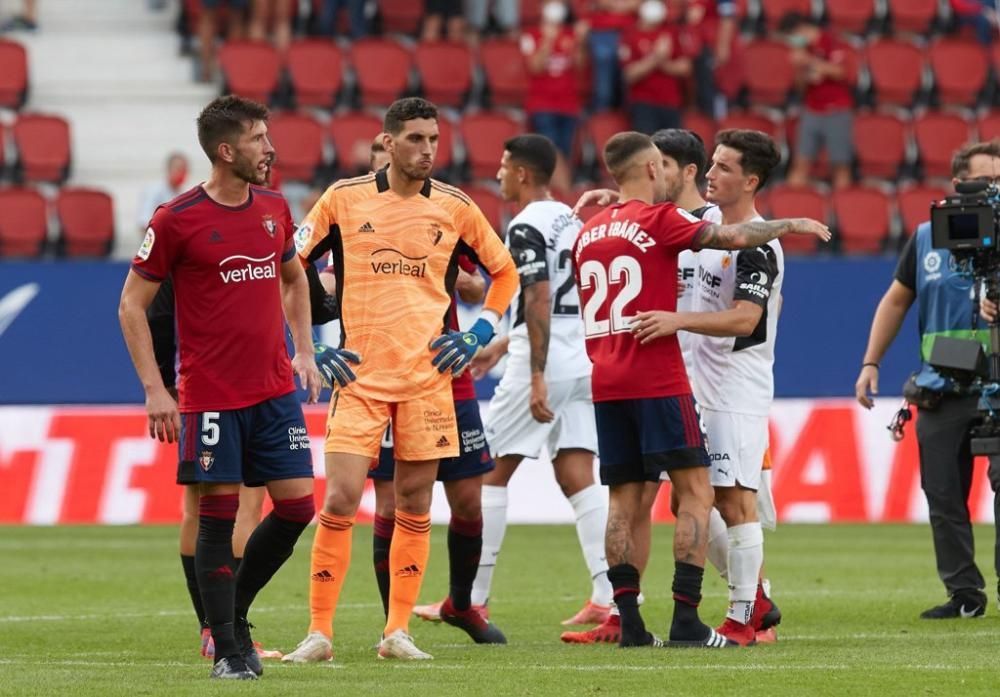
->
[594, 394, 710, 486]
[177, 391, 314, 486]
[368, 398, 495, 482]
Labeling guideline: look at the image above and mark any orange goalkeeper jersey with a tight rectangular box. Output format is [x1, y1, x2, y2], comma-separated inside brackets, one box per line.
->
[296, 169, 517, 401]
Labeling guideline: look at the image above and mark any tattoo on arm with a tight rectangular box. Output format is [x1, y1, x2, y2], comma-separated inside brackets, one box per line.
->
[694, 219, 796, 250]
[524, 282, 551, 375]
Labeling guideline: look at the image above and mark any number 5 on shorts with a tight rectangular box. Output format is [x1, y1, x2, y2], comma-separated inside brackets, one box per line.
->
[201, 412, 220, 446]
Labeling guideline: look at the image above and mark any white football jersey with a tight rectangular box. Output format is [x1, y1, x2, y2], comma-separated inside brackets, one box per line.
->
[676, 204, 716, 371]
[691, 208, 783, 416]
[505, 200, 591, 382]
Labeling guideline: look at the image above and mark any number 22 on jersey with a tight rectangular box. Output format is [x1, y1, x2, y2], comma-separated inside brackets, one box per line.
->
[578, 255, 643, 337]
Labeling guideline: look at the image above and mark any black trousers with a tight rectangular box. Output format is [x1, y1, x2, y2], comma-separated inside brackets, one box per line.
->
[916, 394, 1000, 597]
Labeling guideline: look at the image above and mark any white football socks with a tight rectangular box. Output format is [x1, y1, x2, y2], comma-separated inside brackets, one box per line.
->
[471, 484, 508, 607]
[568, 484, 612, 606]
[725, 522, 763, 625]
[706, 507, 729, 580]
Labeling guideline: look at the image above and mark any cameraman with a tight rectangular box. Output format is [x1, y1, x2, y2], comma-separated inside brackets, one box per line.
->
[856, 141, 1000, 619]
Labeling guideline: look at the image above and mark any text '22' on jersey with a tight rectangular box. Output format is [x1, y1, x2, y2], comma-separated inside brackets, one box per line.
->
[131, 185, 298, 413]
[572, 199, 707, 402]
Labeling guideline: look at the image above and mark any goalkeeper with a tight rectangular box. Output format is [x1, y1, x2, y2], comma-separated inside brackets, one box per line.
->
[284, 97, 518, 663]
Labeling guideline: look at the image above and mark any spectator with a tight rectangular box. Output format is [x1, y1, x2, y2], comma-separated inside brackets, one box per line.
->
[197, 0, 250, 82]
[685, 0, 738, 118]
[780, 12, 854, 190]
[315, 0, 366, 39]
[620, 0, 694, 134]
[579, 0, 640, 111]
[466, 0, 519, 39]
[423, 0, 465, 42]
[136, 153, 189, 235]
[521, 0, 586, 157]
[0, 0, 37, 31]
[951, 0, 997, 46]
[249, 0, 293, 51]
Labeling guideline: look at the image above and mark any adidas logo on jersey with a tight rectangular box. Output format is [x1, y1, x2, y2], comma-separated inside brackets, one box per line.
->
[209, 230, 223, 243]
[358, 221, 375, 233]
[436, 436, 450, 447]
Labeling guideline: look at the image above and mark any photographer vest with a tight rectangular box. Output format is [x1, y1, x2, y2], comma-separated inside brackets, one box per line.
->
[913, 222, 990, 391]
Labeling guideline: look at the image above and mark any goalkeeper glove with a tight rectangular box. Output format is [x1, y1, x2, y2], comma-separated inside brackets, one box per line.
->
[314, 343, 361, 388]
[430, 317, 495, 377]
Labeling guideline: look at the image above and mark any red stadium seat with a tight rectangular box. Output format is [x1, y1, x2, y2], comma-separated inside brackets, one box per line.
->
[0, 39, 27, 110]
[913, 111, 973, 178]
[977, 111, 1000, 141]
[286, 40, 343, 108]
[887, 0, 938, 34]
[928, 38, 989, 108]
[584, 111, 631, 171]
[414, 41, 473, 108]
[435, 115, 455, 175]
[866, 38, 925, 106]
[480, 39, 528, 107]
[13, 114, 71, 183]
[521, 0, 543, 26]
[897, 183, 947, 236]
[218, 41, 281, 104]
[852, 111, 909, 179]
[826, 0, 877, 34]
[464, 184, 505, 233]
[718, 110, 783, 143]
[328, 111, 383, 175]
[267, 112, 325, 183]
[741, 40, 794, 107]
[682, 112, 717, 150]
[832, 185, 893, 253]
[55, 187, 114, 257]
[378, 0, 425, 34]
[0, 187, 47, 256]
[460, 111, 522, 180]
[759, 0, 813, 28]
[761, 184, 826, 254]
[350, 39, 413, 106]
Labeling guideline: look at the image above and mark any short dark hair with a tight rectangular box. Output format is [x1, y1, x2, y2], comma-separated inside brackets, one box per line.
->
[504, 134, 557, 184]
[778, 11, 813, 33]
[196, 95, 269, 163]
[652, 128, 707, 188]
[604, 131, 655, 183]
[715, 129, 781, 191]
[383, 97, 438, 135]
[952, 140, 1000, 178]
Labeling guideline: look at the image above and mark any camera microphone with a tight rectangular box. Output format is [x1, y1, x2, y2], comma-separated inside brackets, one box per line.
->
[956, 180, 990, 195]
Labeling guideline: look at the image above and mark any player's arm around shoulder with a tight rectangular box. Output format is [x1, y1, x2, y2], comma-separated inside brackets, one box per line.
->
[692, 217, 832, 250]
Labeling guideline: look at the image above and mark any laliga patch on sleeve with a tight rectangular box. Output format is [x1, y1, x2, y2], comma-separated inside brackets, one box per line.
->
[675, 208, 701, 224]
[137, 227, 155, 260]
[294, 223, 313, 254]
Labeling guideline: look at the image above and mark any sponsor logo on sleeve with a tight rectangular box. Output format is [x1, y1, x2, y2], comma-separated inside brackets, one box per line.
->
[137, 227, 155, 260]
[293, 223, 313, 254]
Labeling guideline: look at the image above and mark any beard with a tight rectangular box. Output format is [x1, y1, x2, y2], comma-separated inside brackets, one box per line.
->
[397, 159, 432, 182]
[232, 151, 269, 186]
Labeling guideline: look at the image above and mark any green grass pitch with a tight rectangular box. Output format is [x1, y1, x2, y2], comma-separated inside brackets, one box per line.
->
[1, 523, 998, 696]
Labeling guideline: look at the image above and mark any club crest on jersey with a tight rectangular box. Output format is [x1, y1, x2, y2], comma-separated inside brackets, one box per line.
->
[199, 450, 215, 472]
[722, 255, 732, 269]
[262, 215, 277, 238]
[428, 225, 443, 246]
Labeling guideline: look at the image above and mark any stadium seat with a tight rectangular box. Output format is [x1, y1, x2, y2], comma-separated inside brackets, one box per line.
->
[865, 38, 925, 107]
[479, 39, 528, 107]
[459, 111, 522, 180]
[826, 0, 878, 34]
[0, 187, 47, 257]
[377, 0, 425, 34]
[761, 184, 825, 254]
[414, 42, 473, 109]
[887, 0, 938, 34]
[682, 112, 717, 150]
[350, 38, 413, 106]
[897, 183, 947, 236]
[913, 111, 973, 178]
[977, 111, 1000, 141]
[718, 110, 783, 143]
[0, 123, 5, 180]
[286, 39, 343, 109]
[266, 112, 325, 183]
[55, 187, 114, 257]
[13, 114, 71, 184]
[759, 0, 813, 29]
[928, 38, 989, 108]
[0, 39, 27, 110]
[464, 184, 505, 233]
[328, 111, 383, 175]
[521, 0, 543, 26]
[741, 40, 794, 107]
[584, 111, 631, 172]
[218, 41, 281, 104]
[832, 185, 893, 253]
[435, 115, 455, 176]
[852, 111, 909, 179]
